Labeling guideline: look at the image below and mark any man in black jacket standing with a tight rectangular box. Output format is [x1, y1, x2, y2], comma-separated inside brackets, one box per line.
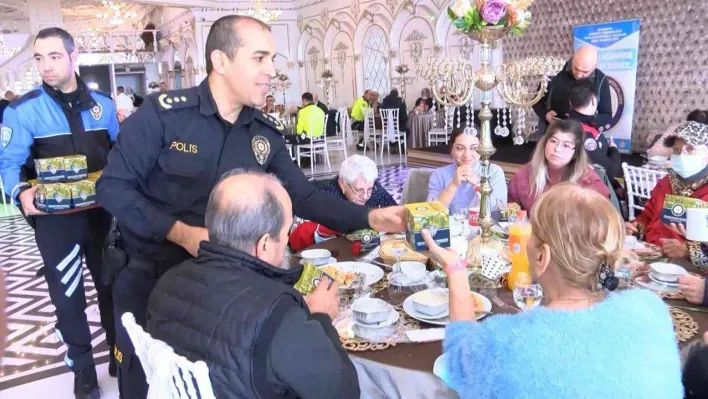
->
[533, 46, 612, 136]
[381, 89, 408, 152]
[148, 169, 359, 398]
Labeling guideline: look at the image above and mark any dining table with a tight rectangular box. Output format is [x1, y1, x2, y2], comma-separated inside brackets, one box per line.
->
[298, 234, 708, 399]
[407, 111, 445, 149]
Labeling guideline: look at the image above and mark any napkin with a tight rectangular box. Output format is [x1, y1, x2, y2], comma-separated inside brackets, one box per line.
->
[406, 328, 446, 343]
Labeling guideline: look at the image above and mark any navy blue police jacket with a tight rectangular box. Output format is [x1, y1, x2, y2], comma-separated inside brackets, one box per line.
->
[96, 78, 370, 264]
[0, 76, 119, 203]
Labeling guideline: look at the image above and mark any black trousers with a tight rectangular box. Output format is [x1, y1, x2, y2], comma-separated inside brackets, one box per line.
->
[34, 208, 114, 372]
[113, 255, 186, 399]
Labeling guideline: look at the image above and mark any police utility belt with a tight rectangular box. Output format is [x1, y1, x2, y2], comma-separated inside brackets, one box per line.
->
[102, 218, 158, 284]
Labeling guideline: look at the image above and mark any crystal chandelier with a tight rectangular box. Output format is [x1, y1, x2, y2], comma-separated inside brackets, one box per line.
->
[96, 1, 138, 25]
[246, 0, 282, 23]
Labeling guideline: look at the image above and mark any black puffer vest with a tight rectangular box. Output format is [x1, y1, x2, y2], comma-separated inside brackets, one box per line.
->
[147, 242, 304, 398]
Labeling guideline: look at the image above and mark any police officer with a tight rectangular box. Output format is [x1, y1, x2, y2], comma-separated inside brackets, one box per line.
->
[96, 15, 405, 398]
[568, 79, 621, 179]
[0, 28, 118, 399]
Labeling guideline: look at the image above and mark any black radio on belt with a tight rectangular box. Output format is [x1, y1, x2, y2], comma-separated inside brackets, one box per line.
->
[102, 218, 127, 285]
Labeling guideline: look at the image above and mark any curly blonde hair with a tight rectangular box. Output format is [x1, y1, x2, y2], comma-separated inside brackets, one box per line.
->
[530, 183, 632, 292]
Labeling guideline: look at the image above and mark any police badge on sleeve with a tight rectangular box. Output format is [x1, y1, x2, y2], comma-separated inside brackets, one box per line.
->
[583, 138, 597, 152]
[1, 126, 12, 148]
[90, 103, 103, 120]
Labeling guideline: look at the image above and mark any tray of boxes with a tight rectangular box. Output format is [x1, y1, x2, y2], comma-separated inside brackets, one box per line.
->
[32, 155, 100, 214]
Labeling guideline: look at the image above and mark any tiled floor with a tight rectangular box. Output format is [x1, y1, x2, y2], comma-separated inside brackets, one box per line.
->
[0, 151, 430, 397]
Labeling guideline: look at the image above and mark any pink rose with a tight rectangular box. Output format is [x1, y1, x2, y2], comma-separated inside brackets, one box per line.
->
[480, 0, 507, 24]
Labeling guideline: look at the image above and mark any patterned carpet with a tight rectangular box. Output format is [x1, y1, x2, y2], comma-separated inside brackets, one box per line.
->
[0, 162, 430, 389]
[0, 215, 109, 390]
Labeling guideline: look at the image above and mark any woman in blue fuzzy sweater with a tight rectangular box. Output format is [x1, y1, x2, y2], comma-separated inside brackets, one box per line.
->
[423, 183, 683, 399]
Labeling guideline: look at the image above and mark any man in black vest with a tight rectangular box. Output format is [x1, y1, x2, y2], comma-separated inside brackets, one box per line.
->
[533, 46, 613, 136]
[147, 169, 359, 398]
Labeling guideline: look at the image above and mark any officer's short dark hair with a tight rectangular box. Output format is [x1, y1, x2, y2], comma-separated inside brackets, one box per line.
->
[117, 86, 124, 93]
[35, 27, 75, 54]
[568, 79, 596, 110]
[205, 169, 286, 253]
[302, 92, 313, 102]
[205, 15, 272, 75]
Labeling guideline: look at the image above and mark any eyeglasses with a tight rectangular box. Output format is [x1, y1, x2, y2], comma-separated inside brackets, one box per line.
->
[548, 137, 576, 151]
[347, 182, 373, 198]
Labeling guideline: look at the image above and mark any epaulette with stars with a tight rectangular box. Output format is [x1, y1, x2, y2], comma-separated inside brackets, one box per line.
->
[155, 88, 199, 111]
[253, 108, 285, 135]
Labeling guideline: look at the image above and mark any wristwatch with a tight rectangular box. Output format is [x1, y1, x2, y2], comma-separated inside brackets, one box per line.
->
[444, 259, 468, 275]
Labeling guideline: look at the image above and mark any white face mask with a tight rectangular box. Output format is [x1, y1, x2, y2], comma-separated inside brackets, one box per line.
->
[671, 154, 707, 178]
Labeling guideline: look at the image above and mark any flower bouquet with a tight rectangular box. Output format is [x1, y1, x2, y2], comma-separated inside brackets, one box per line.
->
[395, 64, 410, 75]
[447, 0, 533, 36]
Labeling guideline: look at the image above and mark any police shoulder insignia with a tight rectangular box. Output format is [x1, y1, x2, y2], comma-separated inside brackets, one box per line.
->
[254, 109, 285, 134]
[1, 126, 12, 148]
[156, 89, 198, 111]
[583, 138, 597, 152]
[252, 135, 271, 165]
[90, 103, 103, 120]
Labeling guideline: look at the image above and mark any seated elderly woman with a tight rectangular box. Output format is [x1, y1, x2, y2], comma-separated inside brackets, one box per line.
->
[647, 110, 708, 159]
[508, 119, 609, 211]
[422, 183, 682, 398]
[428, 128, 507, 211]
[289, 155, 395, 251]
[626, 121, 708, 267]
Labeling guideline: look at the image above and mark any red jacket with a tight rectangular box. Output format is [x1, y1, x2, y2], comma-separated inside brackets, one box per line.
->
[635, 176, 708, 246]
[508, 164, 610, 211]
[289, 222, 340, 252]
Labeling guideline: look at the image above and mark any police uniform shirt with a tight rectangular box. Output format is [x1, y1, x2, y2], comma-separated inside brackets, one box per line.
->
[96, 79, 371, 258]
[0, 77, 119, 201]
[570, 111, 622, 178]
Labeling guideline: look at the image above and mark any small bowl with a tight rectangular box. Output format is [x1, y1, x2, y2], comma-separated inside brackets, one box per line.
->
[412, 289, 449, 316]
[399, 261, 427, 282]
[649, 262, 687, 283]
[300, 249, 332, 266]
[351, 298, 393, 324]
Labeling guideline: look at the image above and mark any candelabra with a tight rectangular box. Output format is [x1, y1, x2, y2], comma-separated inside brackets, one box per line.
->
[318, 70, 336, 106]
[417, 26, 564, 269]
[392, 64, 414, 101]
[272, 70, 292, 106]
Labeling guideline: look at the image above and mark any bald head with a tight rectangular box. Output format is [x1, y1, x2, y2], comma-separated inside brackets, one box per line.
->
[205, 169, 293, 266]
[571, 46, 598, 80]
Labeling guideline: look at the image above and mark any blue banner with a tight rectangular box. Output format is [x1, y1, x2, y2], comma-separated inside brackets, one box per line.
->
[573, 19, 640, 153]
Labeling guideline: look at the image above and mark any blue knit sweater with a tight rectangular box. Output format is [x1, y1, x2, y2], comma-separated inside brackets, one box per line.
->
[441, 289, 683, 399]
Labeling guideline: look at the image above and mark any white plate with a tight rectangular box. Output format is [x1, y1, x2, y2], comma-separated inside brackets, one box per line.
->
[649, 272, 679, 286]
[402, 290, 492, 325]
[318, 262, 384, 287]
[354, 309, 400, 329]
[650, 262, 687, 282]
[300, 257, 337, 266]
[634, 274, 680, 293]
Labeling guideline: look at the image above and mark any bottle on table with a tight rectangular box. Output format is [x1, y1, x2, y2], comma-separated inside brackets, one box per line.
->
[507, 210, 532, 290]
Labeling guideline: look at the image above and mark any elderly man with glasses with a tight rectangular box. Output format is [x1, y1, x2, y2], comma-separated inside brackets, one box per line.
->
[289, 155, 396, 251]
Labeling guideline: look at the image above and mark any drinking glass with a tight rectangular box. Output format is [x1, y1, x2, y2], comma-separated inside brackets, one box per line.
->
[451, 206, 468, 237]
[512, 272, 543, 310]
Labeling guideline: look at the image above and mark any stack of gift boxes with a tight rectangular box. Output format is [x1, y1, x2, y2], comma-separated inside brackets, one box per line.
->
[34, 155, 97, 212]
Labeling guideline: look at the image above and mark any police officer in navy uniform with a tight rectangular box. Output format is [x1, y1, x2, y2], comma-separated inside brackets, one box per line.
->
[96, 16, 406, 398]
[0, 28, 118, 399]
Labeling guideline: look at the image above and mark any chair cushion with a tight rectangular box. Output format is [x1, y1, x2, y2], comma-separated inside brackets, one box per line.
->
[401, 169, 434, 204]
